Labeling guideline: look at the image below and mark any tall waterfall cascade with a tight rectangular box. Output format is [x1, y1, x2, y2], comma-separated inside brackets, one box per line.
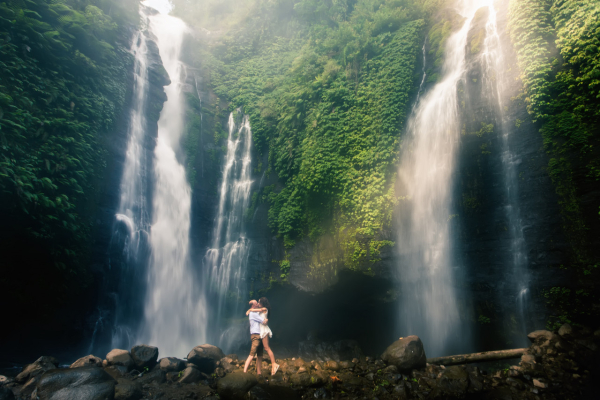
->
[137, 1, 207, 357]
[204, 112, 254, 351]
[108, 14, 153, 352]
[396, 0, 529, 356]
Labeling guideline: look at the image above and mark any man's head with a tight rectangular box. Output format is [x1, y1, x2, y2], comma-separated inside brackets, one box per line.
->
[249, 299, 258, 309]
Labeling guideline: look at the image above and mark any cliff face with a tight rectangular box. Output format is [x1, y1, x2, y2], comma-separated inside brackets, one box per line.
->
[207, 1, 574, 354]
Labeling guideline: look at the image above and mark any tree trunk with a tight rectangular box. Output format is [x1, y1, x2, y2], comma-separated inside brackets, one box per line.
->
[427, 348, 527, 366]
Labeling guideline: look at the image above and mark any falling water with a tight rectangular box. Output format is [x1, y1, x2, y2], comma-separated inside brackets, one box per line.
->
[204, 112, 253, 350]
[480, 2, 530, 343]
[396, 0, 493, 357]
[109, 21, 152, 350]
[137, 0, 207, 357]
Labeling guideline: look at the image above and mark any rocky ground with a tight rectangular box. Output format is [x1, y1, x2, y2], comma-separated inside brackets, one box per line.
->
[0, 324, 598, 400]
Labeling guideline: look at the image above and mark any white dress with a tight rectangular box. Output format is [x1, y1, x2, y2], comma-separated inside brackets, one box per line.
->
[259, 310, 272, 339]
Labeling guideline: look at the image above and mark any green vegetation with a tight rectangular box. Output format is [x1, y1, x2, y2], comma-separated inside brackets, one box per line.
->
[509, 0, 600, 326]
[0, 0, 138, 312]
[175, 0, 447, 273]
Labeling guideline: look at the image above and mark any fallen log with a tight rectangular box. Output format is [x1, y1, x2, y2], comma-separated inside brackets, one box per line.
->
[427, 348, 527, 366]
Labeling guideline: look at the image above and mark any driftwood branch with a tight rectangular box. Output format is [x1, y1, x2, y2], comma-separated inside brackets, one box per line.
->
[427, 348, 527, 366]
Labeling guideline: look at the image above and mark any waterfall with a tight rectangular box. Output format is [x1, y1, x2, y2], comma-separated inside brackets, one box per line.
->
[397, 0, 532, 356]
[204, 112, 253, 351]
[396, 0, 488, 357]
[480, 2, 531, 344]
[137, 0, 207, 357]
[110, 22, 152, 351]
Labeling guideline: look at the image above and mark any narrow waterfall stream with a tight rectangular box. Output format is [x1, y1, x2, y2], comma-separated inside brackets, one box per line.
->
[204, 112, 253, 351]
[481, 3, 531, 344]
[136, 0, 206, 357]
[396, 0, 529, 357]
[108, 17, 153, 351]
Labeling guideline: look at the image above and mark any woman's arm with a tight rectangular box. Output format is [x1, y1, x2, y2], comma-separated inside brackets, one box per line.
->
[246, 307, 267, 315]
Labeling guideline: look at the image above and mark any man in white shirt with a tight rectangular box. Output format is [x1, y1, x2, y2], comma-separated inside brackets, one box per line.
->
[243, 300, 268, 374]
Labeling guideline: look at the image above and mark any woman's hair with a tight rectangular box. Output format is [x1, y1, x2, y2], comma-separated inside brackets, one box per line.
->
[258, 297, 271, 319]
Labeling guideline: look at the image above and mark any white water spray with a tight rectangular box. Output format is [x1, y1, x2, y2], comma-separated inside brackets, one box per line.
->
[204, 112, 253, 350]
[139, 0, 206, 357]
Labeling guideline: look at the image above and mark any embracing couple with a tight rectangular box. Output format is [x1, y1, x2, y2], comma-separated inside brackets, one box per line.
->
[243, 297, 280, 376]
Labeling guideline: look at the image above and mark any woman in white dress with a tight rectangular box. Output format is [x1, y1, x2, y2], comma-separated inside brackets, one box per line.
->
[246, 297, 279, 375]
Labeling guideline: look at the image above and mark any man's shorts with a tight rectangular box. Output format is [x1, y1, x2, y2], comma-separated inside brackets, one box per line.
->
[249, 334, 264, 357]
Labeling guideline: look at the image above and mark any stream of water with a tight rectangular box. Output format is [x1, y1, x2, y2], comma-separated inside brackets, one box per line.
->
[135, 0, 206, 357]
[396, 0, 529, 357]
[204, 112, 253, 351]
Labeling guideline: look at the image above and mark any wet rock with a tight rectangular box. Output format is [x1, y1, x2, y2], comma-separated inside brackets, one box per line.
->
[0, 388, 14, 400]
[104, 365, 128, 380]
[558, 324, 574, 339]
[36, 366, 116, 400]
[313, 387, 330, 399]
[179, 366, 202, 384]
[130, 345, 159, 370]
[338, 361, 352, 370]
[324, 361, 339, 371]
[217, 372, 257, 400]
[289, 373, 314, 387]
[0, 376, 13, 386]
[381, 336, 426, 373]
[15, 356, 58, 383]
[575, 339, 598, 351]
[527, 330, 559, 347]
[159, 357, 186, 372]
[106, 349, 134, 371]
[115, 378, 142, 400]
[187, 345, 225, 373]
[137, 368, 166, 385]
[532, 378, 548, 389]
[383, 365, 398, 374]
[71, 355, 103, 368]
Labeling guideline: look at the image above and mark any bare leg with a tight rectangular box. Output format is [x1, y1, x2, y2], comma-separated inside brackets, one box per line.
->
[262, 336, 279, 374]
[243, 354, 253, 373]
[256, 355, 262, 375]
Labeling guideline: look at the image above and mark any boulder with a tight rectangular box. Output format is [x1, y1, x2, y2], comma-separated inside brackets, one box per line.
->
[137, 369, 166, 385]
[178, 366, 202, 383]
[289, 373, 324, 387]
[558, 324, 574, 339]
[217, 372, 258, 400]
[0, 376, 12, 386]
[527, 330, 559, 347]
[115, 378, 142, 400]
[381, 336, 426, 373]
[104, 365, 128, 380]
[324, 361, 340, 371]
[187, 344, 225, 373]
[15, 356, 58, 383]
[71, 355, 103, 368]
[0, 388, 14, 400]
[158, 357, 185, 372]
[36, 366, 116, 400]
[106, 349, 134, 371]
[130, 345, 158, 370]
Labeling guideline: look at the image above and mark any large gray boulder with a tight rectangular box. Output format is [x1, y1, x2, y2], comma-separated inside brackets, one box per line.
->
[381, 336, 426, 373]
[36, 366, 116, 400]
[159, 357, 186, 372]
[70, 355, 103, 368]
[15, 356, 58, 383]
[106, 349, 134, 371]
[187, 344, 225, 373]
[217, 372, 258, 400]
[130, 345, 158, 370]
[114, 378, 142, 400]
